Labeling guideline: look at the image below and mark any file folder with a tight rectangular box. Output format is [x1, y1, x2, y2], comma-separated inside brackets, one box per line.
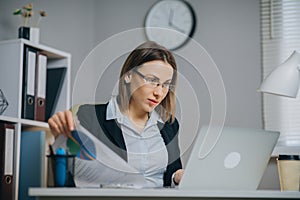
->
[19, 130, 45, 200]
[45, 67, 66, 121]
[0, 122, 15, 200]
[22, 46, 37, 120]
[34, 52, 47, 122]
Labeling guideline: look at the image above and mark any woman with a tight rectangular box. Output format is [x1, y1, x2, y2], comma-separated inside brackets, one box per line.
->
[48, 41, 184, 187]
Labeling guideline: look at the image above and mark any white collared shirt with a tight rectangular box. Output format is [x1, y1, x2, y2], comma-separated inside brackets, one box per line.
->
[106, 96, 168, 188]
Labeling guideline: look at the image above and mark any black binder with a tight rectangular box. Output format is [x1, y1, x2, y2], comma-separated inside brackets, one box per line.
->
[45, 67, 66, 121]
[22, 46, 37, 120]
[0, 122, 15, 200]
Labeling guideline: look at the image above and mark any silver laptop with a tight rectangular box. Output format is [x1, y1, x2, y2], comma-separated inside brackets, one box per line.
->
[178, 125, 279, 190]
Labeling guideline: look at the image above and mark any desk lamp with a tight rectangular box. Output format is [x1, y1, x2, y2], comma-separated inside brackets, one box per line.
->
[258, 50, 300, 148]
[258, 51, 300, 97]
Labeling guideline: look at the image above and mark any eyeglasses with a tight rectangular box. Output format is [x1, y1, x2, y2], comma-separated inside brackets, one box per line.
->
[133, 68, 175, 91]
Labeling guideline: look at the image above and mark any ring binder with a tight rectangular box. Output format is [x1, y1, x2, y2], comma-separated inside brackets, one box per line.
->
[0, 122, 15, 200]
[22, 46, 37, 120]
[34, 52, 47, 121]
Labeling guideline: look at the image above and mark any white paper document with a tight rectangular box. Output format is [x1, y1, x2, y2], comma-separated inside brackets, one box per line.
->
[53, 118, 146, 188]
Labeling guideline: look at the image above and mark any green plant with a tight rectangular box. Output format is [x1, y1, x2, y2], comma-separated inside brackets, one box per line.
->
[13, 3, 47, 27]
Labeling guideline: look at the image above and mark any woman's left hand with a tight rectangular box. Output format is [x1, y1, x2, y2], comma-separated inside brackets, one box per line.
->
[174, 169, 184, 185]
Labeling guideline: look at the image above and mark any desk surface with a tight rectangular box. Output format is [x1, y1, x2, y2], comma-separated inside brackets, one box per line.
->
[29, 188, 300, 199]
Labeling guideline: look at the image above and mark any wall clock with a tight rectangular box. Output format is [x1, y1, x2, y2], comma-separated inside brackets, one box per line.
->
[144, 0, 196, 50]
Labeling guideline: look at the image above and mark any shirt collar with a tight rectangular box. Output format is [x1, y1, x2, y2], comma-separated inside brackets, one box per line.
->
[106, 96, 164, 124]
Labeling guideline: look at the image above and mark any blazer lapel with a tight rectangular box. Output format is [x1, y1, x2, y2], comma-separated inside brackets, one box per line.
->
[102, 119, 126, 151]
[95, 104, 127, 161]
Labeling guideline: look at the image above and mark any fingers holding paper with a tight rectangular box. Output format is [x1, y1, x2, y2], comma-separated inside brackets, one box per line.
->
[48, 110, 74, 138]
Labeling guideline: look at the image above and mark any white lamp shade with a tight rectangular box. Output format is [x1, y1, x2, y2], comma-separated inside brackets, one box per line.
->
[258, 51, 300, 98]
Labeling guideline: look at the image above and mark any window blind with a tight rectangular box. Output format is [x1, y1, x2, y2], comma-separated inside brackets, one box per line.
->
[261, 0, 300, 146]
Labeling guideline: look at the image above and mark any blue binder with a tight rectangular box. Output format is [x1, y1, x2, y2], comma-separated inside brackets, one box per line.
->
[19, 131, 45, 200]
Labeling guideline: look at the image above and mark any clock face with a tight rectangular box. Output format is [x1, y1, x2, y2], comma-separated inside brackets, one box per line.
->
[145, 0, 196, 50]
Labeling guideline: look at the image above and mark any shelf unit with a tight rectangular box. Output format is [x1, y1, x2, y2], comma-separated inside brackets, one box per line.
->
[0, 39, 71, 200]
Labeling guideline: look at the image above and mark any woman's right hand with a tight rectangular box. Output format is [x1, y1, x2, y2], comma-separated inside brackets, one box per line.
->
[48, 110, 74, 138]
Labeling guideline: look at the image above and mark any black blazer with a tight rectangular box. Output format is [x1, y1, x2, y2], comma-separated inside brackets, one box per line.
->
[76, 103, 182, 187]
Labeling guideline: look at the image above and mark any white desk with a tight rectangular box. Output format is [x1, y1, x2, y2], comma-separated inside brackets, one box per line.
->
[29, 188, 300, 200]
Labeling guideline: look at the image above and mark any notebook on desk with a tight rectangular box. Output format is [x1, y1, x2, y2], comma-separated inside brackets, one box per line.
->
[178, 126, 279, 190]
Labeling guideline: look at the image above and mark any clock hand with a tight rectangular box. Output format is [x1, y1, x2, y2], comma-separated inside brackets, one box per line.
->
[168, 9, 185, 33]
[170, 22, 185, 33]
[168, 9, 174, 26]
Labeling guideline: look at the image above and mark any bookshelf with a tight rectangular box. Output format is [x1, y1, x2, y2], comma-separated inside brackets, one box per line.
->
[0, 39, 71, 200]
